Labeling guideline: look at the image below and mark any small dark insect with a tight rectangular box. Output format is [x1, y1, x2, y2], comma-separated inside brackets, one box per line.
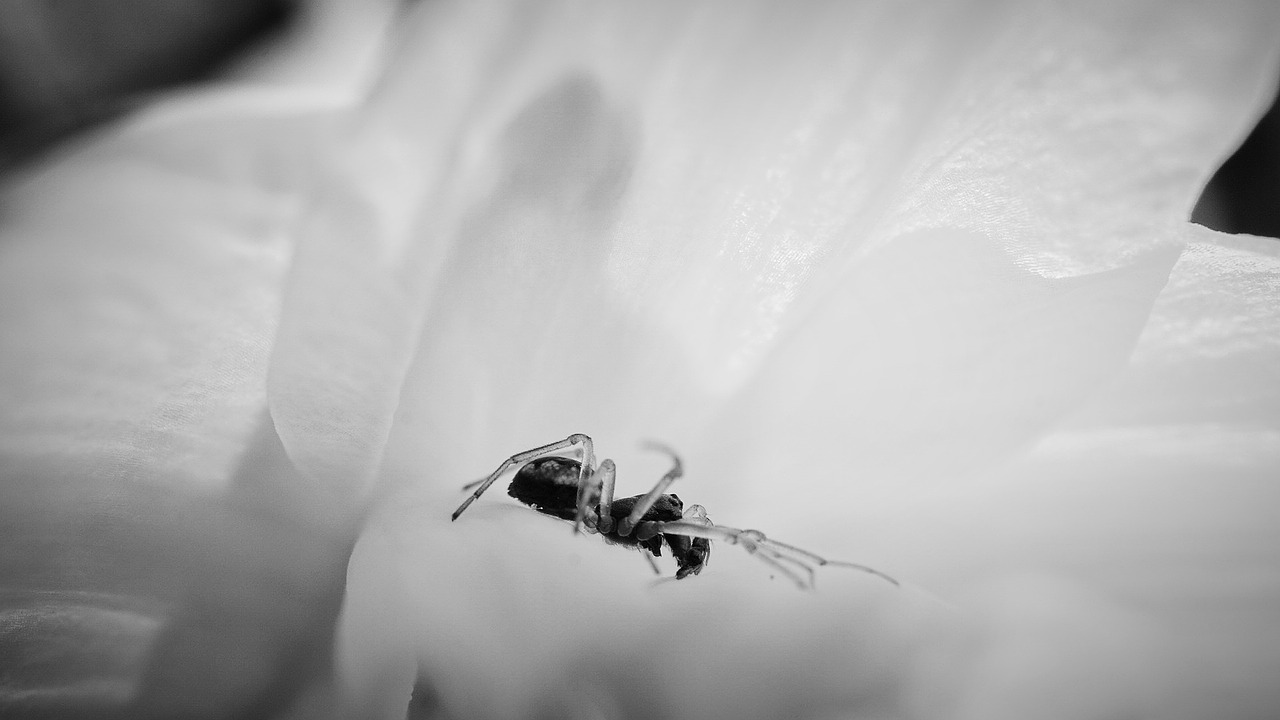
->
[451, 434, 898, 589]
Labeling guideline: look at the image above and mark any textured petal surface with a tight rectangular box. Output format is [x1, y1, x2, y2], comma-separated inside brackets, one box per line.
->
[359, 0, 1280, 479]
[0, 5, 396, 712]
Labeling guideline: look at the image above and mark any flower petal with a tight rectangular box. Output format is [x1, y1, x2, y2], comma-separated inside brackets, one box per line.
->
[266, 0, 561, 496]
[853, 226, 1280, 717]
[342, 1, 1280, 484]
[0, 73, 376, 719]
[336, 3, 1280, 719]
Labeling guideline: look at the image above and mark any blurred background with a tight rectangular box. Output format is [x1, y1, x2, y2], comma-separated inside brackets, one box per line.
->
[0, 0, 297, 169]
[0, 0, 1276, 237]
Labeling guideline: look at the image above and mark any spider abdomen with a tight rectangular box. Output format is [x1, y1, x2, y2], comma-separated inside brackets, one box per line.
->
[506, 456, 584, 521]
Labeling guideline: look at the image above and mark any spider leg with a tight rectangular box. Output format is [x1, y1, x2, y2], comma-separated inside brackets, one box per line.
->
[574, 459, 615, 534]
[616, 442, 684, 537]
[734, 530, 819, 588]
[743, 541, 815, 588]
[583, 458, 616, 532]
[633, 521, 662, 542]
[654, 521, 897, 589]
[451, 434, 595, 521]
[655, 517, 814, 586]
[756, 535, 900, 587]
[459, 437, 594, 494]
[647, 521, 806, 587]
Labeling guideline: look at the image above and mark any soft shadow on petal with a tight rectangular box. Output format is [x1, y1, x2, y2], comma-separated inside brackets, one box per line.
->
[0, 4, 405, 718]
[266, 0, 559, 497]
[0, 82, 370, 720]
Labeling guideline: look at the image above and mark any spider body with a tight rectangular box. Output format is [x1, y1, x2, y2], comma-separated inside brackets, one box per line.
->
[507, 456, 712, 579]
[505, 457, 583, 522]
[451, 434, 896, 589]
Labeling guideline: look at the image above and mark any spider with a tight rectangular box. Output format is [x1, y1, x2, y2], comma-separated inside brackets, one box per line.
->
[450, 434, 898, 589]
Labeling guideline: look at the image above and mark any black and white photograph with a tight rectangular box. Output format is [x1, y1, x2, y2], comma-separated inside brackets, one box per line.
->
[1, 2, 1278, 719]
